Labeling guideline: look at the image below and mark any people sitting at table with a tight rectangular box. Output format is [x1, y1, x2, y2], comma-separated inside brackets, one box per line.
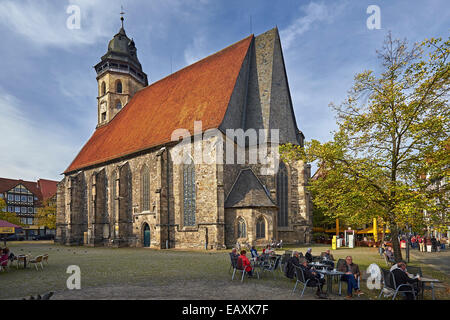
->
[321, 249, 335, 269]
[338, 255, 363, 298]
[299, 257, 326, 298]
[285, 251, 301, 279]
[250, 246, 258, 258]
[237, 250, 253, 277]
[391, 261, 420, 300]
[305, 248, 313, 263]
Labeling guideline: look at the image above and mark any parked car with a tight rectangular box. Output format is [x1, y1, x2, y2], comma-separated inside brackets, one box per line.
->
[32, 234, 55, 240]
[5, 234, 25, 241]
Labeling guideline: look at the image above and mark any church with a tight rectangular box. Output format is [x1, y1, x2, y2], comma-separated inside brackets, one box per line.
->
[56, 18, 313, 249]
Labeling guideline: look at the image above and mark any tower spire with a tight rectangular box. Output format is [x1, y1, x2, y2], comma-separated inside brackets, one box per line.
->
[120, 5, 125, 29]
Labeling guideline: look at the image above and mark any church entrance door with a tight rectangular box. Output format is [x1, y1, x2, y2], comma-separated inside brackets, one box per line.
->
[143, 224, 150, 247]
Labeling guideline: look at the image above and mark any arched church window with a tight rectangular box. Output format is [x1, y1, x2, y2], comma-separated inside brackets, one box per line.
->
[116, 100, 122, 110]
[183, 162, 196, 226]
[116, 80, 122, 93]
[237, 218, 246, 238]
[256, 217, 265, 239]
[101, 82, 106, 95]
[141, 165, 150, 211]
[277, 161, 288, 227]
[111, 170, 117, 220]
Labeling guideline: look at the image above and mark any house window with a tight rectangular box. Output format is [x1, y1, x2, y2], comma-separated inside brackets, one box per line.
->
[15, 195, 20, 201]
[28, 196, 33, 202]
[141, 165, 150, 211]
[28, 207, 33, 213]
[15, 207, 20, 213]
[27, 218, 33, 225]
[8, 194, 13, 201]
[256, 217, 265, 239]
[21, 195, 27, 202]
[101, 112, 107, 122]
[21, 218, 27, 224]
[183, 162, 196, 226]
[237, 218, 246, 238]
[34, 208, 37, 213]
[8, 206, 13, 212]
[21, 207, 27, 213]
[277, 161, 289, 227]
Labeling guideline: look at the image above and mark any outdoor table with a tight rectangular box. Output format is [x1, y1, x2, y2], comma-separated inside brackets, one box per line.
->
[418, 277, 441, 300]
[308, 262, 329, 270]
[316, 269, 346, 295]
[16, 255, 27, 268]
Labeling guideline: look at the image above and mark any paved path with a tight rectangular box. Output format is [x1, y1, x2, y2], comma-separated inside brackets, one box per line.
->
[410, 249, 450, 275]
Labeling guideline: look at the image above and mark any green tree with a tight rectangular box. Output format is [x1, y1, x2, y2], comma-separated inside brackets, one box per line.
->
[35, 199, 56, 230]
[281, 33, 449, 261]
[0, 198, 23, 226]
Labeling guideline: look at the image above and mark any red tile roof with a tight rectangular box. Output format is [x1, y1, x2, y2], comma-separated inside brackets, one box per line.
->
[37, 179, 58, 201]
[0, 177, 58, 201]
[65, 35, 254, 173]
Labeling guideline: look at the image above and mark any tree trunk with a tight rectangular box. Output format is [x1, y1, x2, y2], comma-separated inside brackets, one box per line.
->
[391, 224, 402, 262]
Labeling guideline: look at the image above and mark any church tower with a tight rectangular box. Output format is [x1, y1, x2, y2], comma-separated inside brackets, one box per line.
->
[94, 15, 148, 127]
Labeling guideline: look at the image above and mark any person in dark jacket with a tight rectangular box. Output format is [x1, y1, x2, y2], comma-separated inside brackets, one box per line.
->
[285, 251, 300, 279]
[299, 258, 326, 298]
[338, 256, 363, 298]
[250, 246, 258, 258]
[391, 262, 420, 300]
[305, 248, 313, 263]
[431, 236, 437, 252]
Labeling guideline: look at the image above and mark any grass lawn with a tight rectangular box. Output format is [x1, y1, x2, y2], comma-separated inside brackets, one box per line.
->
[1, 241, 448, 300]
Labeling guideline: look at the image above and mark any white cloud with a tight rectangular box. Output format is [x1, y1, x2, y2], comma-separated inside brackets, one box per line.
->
[184, 35, 209, 65]
[280, 1, 346, 50]
[0, 0, 115, 50]
[0, 89, 75, 181]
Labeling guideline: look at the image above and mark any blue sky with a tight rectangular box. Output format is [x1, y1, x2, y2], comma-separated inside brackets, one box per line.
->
[0, 0, 448, 181]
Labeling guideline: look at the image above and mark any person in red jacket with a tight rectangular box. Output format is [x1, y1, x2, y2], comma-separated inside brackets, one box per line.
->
[238, 250, 253, 277]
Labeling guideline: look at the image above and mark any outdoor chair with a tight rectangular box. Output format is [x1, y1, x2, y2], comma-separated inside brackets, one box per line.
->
[338, 273, 361, 296]
[29, 255, 44, 271]
[14, 255, 28, 269]
[378, 268, 416, 300]
[262, 255, 281, 279]
[292, 265, 322, 298]
[232, 256, 259, 282]
[383, 253, 395, 266]
[280, 253, 291, 273]
[228, 253, 238, 274]
[0, 259, 9, 272]
[42, 254, 49, 265]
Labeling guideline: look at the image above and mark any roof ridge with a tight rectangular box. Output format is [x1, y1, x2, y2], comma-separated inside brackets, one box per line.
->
[136, 34, 254, 96]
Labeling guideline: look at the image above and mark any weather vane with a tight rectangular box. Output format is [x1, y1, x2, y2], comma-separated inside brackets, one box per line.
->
[120, 5, 125, 28]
